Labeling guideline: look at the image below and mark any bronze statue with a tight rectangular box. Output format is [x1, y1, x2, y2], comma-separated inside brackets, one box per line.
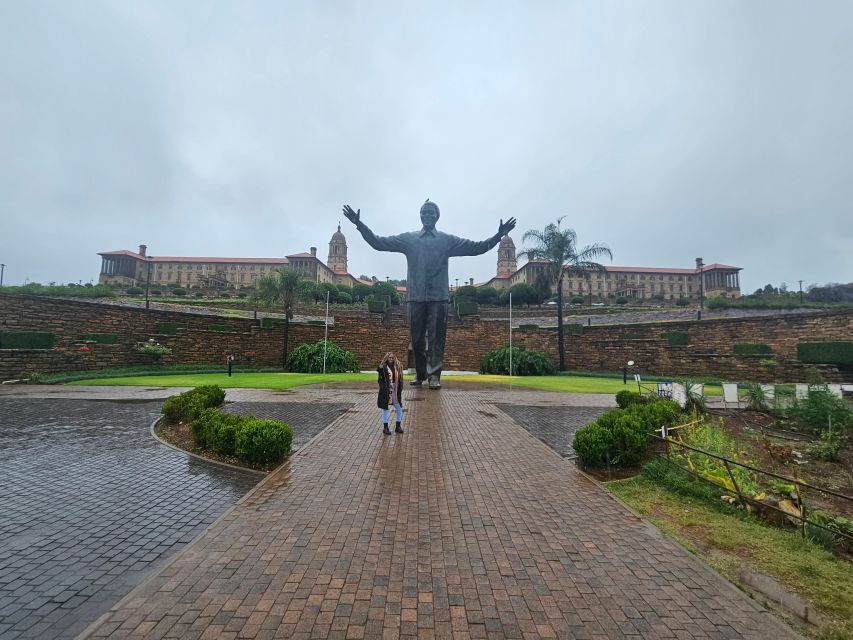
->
[343, 200, 516, 389]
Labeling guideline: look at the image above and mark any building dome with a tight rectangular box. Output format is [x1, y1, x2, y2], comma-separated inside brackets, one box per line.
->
[328, 223, 348, 272]
[497, 235, 517, 277]
[499, 235, 515, 249]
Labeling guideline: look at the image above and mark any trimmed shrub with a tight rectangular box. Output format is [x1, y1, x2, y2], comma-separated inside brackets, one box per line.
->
[367, 300, 387, 313]
[676, 297, 690, 307]
[572, 399, 682, 467]
[615, 390, 650, 409]
[456, 300, 479, 316]
[0, 332, 55, 349]
[517, 324, 539, 330]
[161, 385, 226, 424]
[126, 287, 144, 295]
[210, 413, 242, 455]
[479, 345, 556, 376]
[156, 322, 187, 335]
[235, 418, 293, 465]
[286, 340, 359, 373]
[570, 296, 585, 304]
[705, 296, 731, 309]
[79, 333, 119, 344]
[207, 323, 233, 332]
[660, 331, 688, 346]
[172, 288, 187, 296]
[796, 342, 853, 366]
[615, 297, 628, 305]
[733, 343, 771, 355]
[260, 317, 275, 329]
[337, 291, 352, 304]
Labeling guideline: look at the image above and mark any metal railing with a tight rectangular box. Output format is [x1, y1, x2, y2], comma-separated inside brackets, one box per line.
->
[652, 427, 852, 544]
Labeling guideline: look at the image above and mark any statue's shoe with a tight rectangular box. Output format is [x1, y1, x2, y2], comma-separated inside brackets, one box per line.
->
[428, 377, 441, 390]
[410, 379, 423, 386]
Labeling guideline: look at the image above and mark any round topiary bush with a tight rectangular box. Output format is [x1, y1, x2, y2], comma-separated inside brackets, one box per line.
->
[479, 345, 555, 376]
[235, 418, 293, 465]
[286, 340, 359, 373]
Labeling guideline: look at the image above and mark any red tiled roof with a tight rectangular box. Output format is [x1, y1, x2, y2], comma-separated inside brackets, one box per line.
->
[98, 251, 289, 264]
[286, 252, 317, 259]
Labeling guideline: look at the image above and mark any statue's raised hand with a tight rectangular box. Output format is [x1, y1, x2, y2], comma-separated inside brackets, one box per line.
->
[498, 217, 517, 237]
[342, 205, 360, 226]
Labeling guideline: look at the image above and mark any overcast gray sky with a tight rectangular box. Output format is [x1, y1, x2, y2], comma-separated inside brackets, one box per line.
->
[1, 0, 851, 292]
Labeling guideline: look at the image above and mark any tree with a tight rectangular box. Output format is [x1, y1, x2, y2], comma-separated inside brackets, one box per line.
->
[257, 267, 312, 368]
[352, 282, 373, 302]
[476, 286, 498, 305]
[372, 281, 401, 304]
[518, 217, 612, 370]
[533, 273, 552, 306]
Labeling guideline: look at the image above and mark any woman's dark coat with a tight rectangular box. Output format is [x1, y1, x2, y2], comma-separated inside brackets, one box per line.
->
[377, 364, 404, 410]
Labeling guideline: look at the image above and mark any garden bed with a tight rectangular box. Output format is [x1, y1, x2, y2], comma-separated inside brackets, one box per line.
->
[155, 419, 277, 473]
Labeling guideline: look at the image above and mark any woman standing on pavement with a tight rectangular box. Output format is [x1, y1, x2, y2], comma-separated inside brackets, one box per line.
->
[377, 352, 404, 435]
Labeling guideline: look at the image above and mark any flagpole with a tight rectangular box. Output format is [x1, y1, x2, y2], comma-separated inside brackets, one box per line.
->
[509, 291, 513, 377]
[322, 291, 330, 374]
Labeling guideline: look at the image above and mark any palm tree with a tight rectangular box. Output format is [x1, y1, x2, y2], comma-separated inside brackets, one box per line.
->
[518, 217, 612, 371]
[256, 267, 312, 368]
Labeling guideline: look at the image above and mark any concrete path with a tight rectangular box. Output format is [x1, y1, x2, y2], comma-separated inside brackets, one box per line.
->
[78, 385, 795, 640]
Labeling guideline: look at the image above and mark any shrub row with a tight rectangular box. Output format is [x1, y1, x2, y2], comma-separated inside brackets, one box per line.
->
[572, 398, 682, 467]
[797, 342, 853, 366]
[0, 331, 55, 349]
[733, 343, 771, 355]
[207, 323, 234, 332]
[615, 390, 651, 409]
[162, 385, 227, 424]
[480, 345, 555, 376]
[660, 331, 688, 346]
[192, 409, 292, 465]
[156, 322, 187, 335]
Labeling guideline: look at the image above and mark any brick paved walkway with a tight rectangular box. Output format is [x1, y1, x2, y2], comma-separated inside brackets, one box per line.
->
[81, 387, 796, 640]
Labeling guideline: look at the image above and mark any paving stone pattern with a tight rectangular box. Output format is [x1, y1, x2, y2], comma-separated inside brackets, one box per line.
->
[83, 388, 796, 639]
[222, 402, 354, 450]
[494, 405, 608, 458]
[0, 399, 261, 640]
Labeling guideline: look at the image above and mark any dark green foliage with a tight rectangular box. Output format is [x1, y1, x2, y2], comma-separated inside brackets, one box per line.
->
[79, 333, 119, 344]
[172, 288, 187, 296]
[235, 418, 293, 464]
[0, 283, 116, 298]
[517, 324, 539, 330]
[455, 285, 478, 300]
[615, 297, 628, 305]
[456, 300, 479, 316]
[676, 297, 690, 307]
[372, 281, 401, 304]
[572, 399, 682, 467]
[367, 300, 387, 313]
[570, 296, 585, 304]
[479, 344, 556, 376]
[0, 332, 55, 349]
[640, 459, 739, 510]
[260, 317, 274, 328]
[660, 331, 688, 346]
[476, 286, 498, 304]
[620, 332, 642, 341]
[796, 342, 853, 366]
[351, 282, 373, 302]
[615, 390, 650, 408]
[566, 324, 584, 334]
[337, 291, 352, 304]
[786, 389, 852, 434]
[286, 340, 359, 373]
[126, 287, 144, 295]
[161, 385, 225, 424]
[705, 296, 731, 309]
[733, 343, 772, 355]
[155, 322, 187, 335]
[207, 323, 234, 332]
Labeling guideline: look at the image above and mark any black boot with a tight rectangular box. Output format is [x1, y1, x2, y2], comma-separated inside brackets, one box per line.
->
[382, 423, 391, 435]
[395, 422, 404, 434]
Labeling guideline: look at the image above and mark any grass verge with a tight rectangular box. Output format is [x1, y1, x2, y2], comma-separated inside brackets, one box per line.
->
[68, 372, 375, 388]
[451, 374, 723, 396]
[607, 466, 852, 638]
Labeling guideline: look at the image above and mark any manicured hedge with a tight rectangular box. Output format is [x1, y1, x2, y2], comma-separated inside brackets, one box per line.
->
[0, 332, 55, 349]
[615, 390, 651, 408]
[797, 342, 853, 366]
[162, 385, 227, 424]
[480, 345, 555, 376]
[367, 300, 387, 313]
[79, 333, 119, 344]
[456, 301, 479, 316]
[190, 407, 292, 465]
[260, 317, 275, 328]
[517, 324, 539, 330]
[660, 331, 688, 346]
[286, 340, 359, 373]
[207, 323, 233, 332]
[572, 399, 682, 467]
[733, 343, 771, 355]
[156, 322, 187, 335]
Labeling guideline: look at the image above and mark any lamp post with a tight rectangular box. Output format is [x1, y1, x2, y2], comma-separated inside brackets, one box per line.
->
[0, 263, 5, 287]
[145, 256, 153, 310]
[696, 258, 704, 320]
[798, 279, 804, 305]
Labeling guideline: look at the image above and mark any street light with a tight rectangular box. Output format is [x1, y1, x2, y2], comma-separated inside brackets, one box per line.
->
[145, 256, 153, 310]
[696, 258, 704, 319]
[798, 279, 804, 305]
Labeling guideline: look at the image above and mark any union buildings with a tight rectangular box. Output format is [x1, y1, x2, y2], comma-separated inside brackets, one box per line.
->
[99, 226, 742, 302]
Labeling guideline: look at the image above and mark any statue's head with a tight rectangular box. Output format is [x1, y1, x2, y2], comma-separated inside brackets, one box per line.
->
[420, 199, 440, 230]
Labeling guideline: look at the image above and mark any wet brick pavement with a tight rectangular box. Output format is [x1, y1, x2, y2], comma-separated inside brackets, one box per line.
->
[0, 396, 350, 640]
[82, 387, 797, 639]
[494, 405, 608, 458]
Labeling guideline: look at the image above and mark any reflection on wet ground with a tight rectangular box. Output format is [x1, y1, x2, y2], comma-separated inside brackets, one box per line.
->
[0, 399, 260, 640]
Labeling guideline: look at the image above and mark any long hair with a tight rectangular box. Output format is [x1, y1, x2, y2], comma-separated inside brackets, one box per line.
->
[380, 352, 403, 383]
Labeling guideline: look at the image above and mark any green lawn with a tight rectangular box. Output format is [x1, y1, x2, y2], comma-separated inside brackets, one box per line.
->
[608, 476, 853, 636]
[68, 372, 375, 389]
[68, 371, 721, 395]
